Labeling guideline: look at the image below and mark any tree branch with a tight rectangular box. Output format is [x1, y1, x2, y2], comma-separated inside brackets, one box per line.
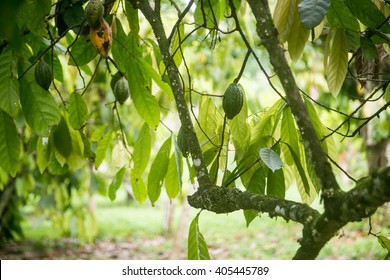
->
[129, 1, 213, 188]
[245, 0, 342, 211]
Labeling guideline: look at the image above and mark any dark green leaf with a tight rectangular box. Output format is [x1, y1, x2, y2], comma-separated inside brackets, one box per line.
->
[20, 69, 61, 136]
[52, 116, 73, 158]
[345, 0, 390, 32]
[298, 0, 330, 28]
[0, 49, 19, 116]
[68, 92, 88, 130]
[360, 36, 378, 61]
[188, 213, 211, 260]
[148, 137, 172, 205]
[247, 168, 266, 194]
[244, 209, 259, 227]
[108, 166, 127, 201]
[267, 168, 285, 199]
[69, 36, 98, 66]
[326, 0, 360, 32]
[0, 110, 21, 176]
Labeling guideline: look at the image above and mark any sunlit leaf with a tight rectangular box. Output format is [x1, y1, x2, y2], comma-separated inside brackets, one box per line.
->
[0, 110, 21, 176]
[68, 92, 88, 130]
[165, 153, 181, 199]
[188, 213, 211, 260]
[130, 170, 148, 203]
[325, 29, 348, 95]
[287, 4, 310, 61]
[281, 107, 299, 166]
[36, 136, 51, 173]
[298, 0, 330, 29]
[95, 131, 113, 169]
[108, 166, 127, 201]
[260, 148, 283, 172]
[148, 137, 171, 205]
[133, 122, 152, 177]
[273, 0, 297, 42]
[171, 23, 185, 67]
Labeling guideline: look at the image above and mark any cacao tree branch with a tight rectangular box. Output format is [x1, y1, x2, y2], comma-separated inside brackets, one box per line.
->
[245, 0, 342, 210]
[129, 0, 213, 188]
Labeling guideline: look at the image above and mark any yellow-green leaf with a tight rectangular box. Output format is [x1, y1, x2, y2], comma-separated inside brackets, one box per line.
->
[287, 3, 310, 61]
[326, 29, 348, 95]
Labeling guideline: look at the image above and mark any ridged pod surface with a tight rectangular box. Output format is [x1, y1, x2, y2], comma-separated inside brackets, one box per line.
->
[34, 60, 52, 90]
[114, 76, 129, 105]
[222, 83, 243, 119]
[85, 0, 104, 28]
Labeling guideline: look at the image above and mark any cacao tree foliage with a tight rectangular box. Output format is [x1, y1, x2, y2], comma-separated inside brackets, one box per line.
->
[0, 0, 389, 259]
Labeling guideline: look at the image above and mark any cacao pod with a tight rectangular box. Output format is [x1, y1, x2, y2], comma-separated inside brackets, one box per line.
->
[85, 0, 104, 28]
[222, 83, 244, 119]
[110, 71, 122, 91]
[114, 76, 129, 105]
[177, 126, 189, 158]
[90, 17, 112, 57]
[34, 60, 52, 90]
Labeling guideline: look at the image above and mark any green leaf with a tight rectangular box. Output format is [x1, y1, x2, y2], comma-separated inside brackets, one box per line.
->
[267, 168, 285, 198]
[69, 36, 98, 66]
[171, 23, 185, 68]
[0, 110, 21, 176]
[194, 0, 221, 29]
[188, 213, 211, 260]
[133, 122, 152, 177]
[36, 136, 51, 173]
[384, 84, 390, 103]
[274, 0, 297, 42]
[298, 0, 330, 28]
[230, 86, 250, 160]
[260, 148, 283, 172]
[68, 92, 88, 130]
[130, 170, 148, 203]
[360, 36, 378, 61]
[326, 0, 360, 31]
[95, 131, 113, 169]
[0, 49, 19, 116]
[378, 235, 390, 251]
[165, 153, 181, 199]
[244, 209, 259, 227]
[283, 142, 310, 196]
[20, 69, 61, 136]
[112, 24, 161, 128]
[91, 124, 108, 142]
[281, 107, 299, 166]
[247, 168, 266, 194]
[345, 0, 390, 33]
[52, 116, 73, 158]
[287, 3, 310, 61]
[125, 1, 140, 34]
[108, 166, 127, 201]
[148, 137, 172, 205]
[325, 29, 348, 95]
[16, 0, 51, 37]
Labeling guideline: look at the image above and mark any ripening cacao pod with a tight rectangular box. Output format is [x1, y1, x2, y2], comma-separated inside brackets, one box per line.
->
[177, 126, 189, 158]
[90, 18, 112, 57]
[34, 60, 53, 90]
[114, 76, 129, 105]
[85, 0, 104, 28]
[222, 83, 244, 119]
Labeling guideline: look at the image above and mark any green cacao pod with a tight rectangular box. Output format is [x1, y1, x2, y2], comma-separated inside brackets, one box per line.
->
[110, 72, 122, 91]
[222, 83, 243, 119]
[85, 0, 104, 28]
[114, 76, 129, 105]
[34, 60, 52, 90]
[177, 126, 189, 158]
